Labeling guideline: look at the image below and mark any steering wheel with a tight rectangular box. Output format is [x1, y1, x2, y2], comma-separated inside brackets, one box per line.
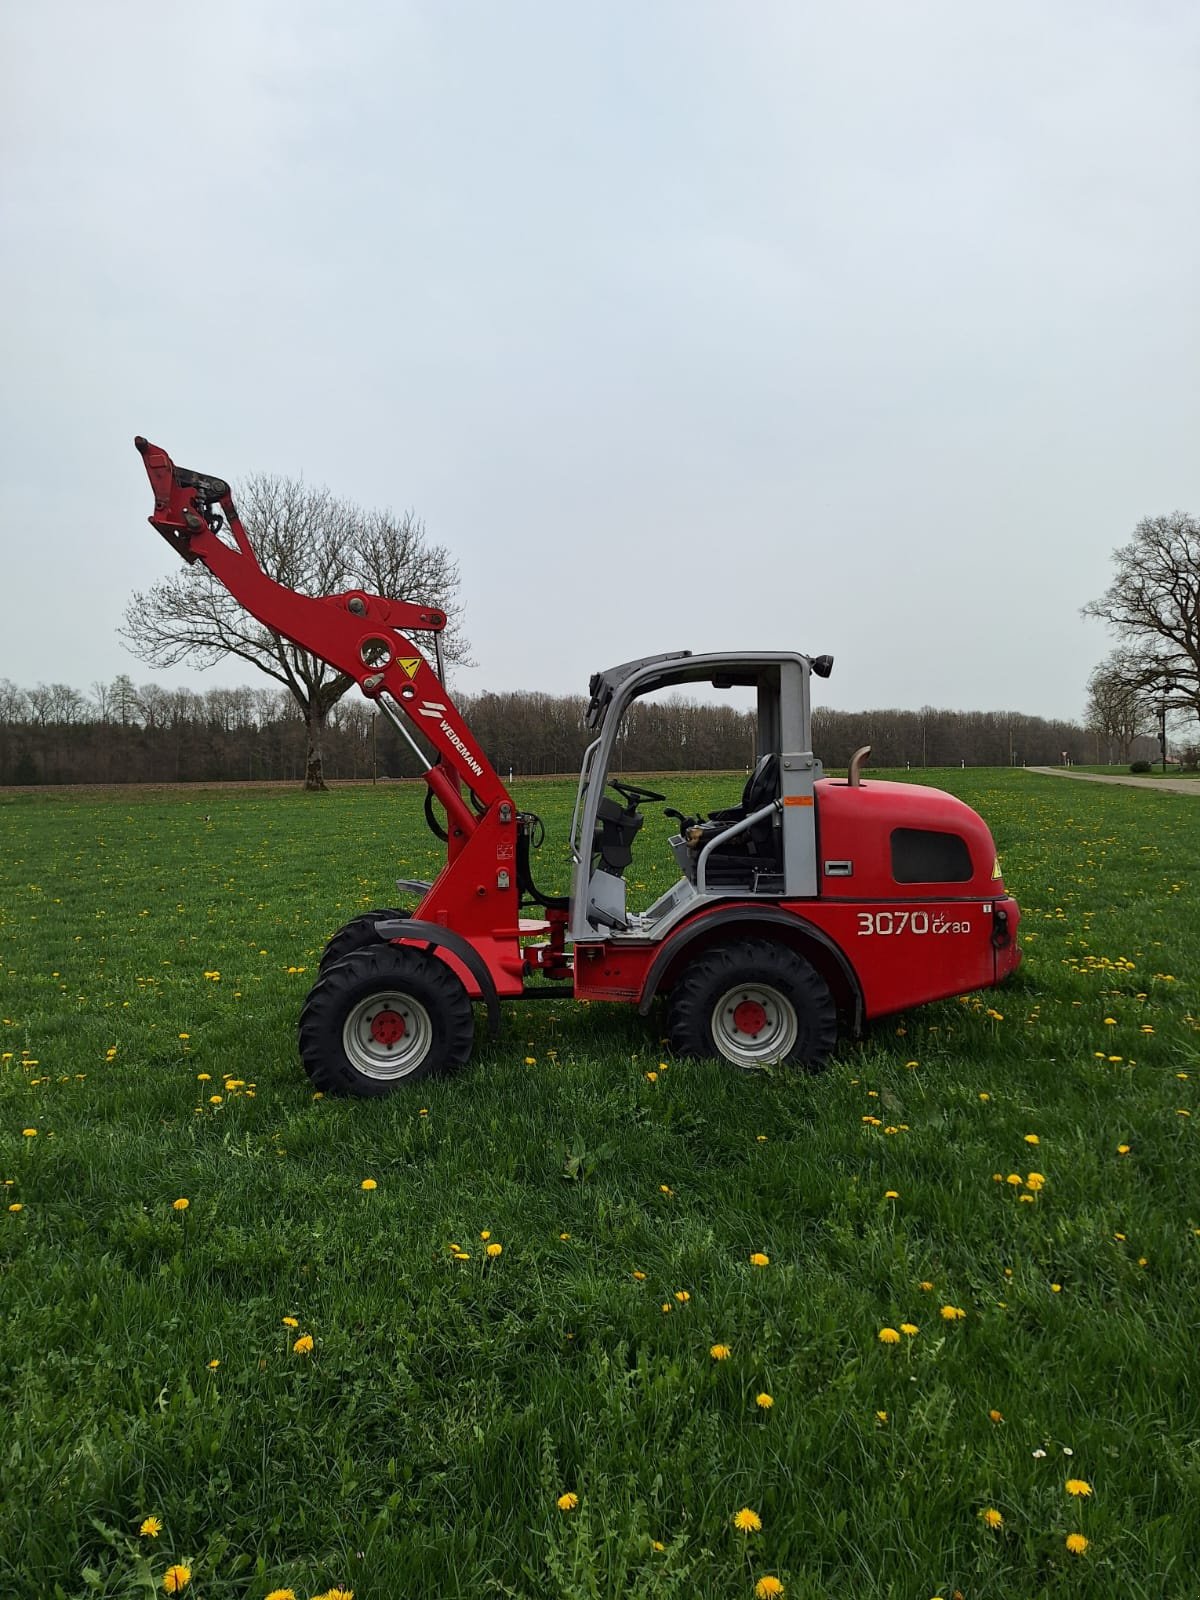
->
[610, 778, 666, 807]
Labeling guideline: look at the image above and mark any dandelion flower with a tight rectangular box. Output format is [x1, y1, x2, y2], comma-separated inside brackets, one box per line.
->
[749, 1252, 770, 1267]
[163, 1567, 191, 1594]
[645, 1071, 658, 1082]
[919, 1280, 934, 1292]
[940, 1305, 966, 1321]
[8, 1203, 22, 1213]
[281, 1316, 299, 1328]
[486, 1242, 502, 1258]
[172, 1198, 189, 1211]
[755, 1578, 785, 1598]
[22, 1129, 36, 1138]
[755, 1392, 774, 1409]
[674, 1290, 690, 1304]
[733, 1507, 762, 1532]
[207, 1359, 219, 1369]
[710, 1344, 731, 1360]
[557, 1492, 578, 1511]
[360, 1178, 377, 1191]
[884, 1190, 900, 1199]
[480, 1230, 490, 1240]
[1065, 1533, 1089, 1555]
[1023, 1133, 1040, 1145]
[988, 1409, 1004, 1423]
[878, 1327, 901, 1344]
[1025, 1172, 1045, 1191]
[980, 1508, 1003, 1529]
[1117, 1144, 1130, 1155]
[1065, 1478, 1093, 1497]
[559, 1232, 570, 1241]
[632, 1270, 646, 1281]
[139, 1517, 163, 1537]
[264, 1591, 297, 1600]
[1006, 1173, 1022, 1186]
[900, 1323, 918, 1337]
[875, 1410, 888, 1424]
[292, 1334, 314, 1355]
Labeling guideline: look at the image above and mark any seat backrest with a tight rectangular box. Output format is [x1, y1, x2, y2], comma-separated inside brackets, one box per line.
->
[742, 753, 779, 813]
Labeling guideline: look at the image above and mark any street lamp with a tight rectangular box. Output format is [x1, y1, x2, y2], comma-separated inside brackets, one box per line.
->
[1159, 696, 1168, 774]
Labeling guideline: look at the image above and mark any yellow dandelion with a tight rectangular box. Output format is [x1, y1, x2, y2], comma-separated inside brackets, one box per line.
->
[557, 1491, 578, 1511]
[632, 1269, 646, 1281]
[139, 1516, 162, 1537]
[207, 1359, 220, 1369]
[163, 1567, 191, 1594]
[292, 1334, 314, 1355]
[1065, 1533, 1089, 1555]
[940, 1305, 966, 1321]
[8, 1203, 22, 1213]
[900, 1322, 918, 1336]
[754, 1578, 785, 1598]
[172, 1198, 189, 1211]
[674, 1290, 690, 1304]
[878, 1327, 901, 1344]
[755, 1392, 774, 1409]
[360, 1178, 377, 1191]
[710, 1344, 731, 1360]
[486, 1242, 502, 1257]
[884, 1190, 900, 1199]
[1023, 1133, 1040, 1145]
[1006, 1173, 1022, 1186]
[749, 1252, 770, 1267]
[21, 1129, 36, 1138]
[875, 1410, 888, 1423]
[919, 1280, 934, 1292]
[1025, 1172, 1045, 1191]
[281, 1316, 299, 1328]
[980, 1507, 1003, 1529]
[196, 1073, 210, 1081]
[733, 1507, 763, 1532]
[645, 1071, 658, 1082]
[988, 1409, 1004, 1423]
[480, 1230, 491, 1240]
[559, 1232, 570, 1241]
[264, 1590, 297, 1600]
[1065, 1478, 1092, 1497]
[1116, 1144, 1130, 1155]
[524, 1056, 536, 1065]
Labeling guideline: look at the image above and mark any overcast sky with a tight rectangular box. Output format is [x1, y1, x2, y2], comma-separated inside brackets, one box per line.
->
[2, 1, 1197, 723]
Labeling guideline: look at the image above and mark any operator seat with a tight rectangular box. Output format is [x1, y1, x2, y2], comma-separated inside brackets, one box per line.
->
[680, 754, 782, 887]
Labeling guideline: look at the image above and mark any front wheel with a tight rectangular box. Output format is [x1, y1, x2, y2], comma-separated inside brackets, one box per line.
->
[666, 938, 837, 1072]
[318, 908, 407, 977]
[299, 944, 476, 1096]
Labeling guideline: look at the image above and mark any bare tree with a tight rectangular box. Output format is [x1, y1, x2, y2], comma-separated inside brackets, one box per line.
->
[121, 474, 467, 789]
[1083, 512, 1200, 722]
[1085, 649, 1154, 763]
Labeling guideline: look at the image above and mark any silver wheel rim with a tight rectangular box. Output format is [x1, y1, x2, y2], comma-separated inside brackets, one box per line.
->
[711, 982, 798, 1067]
[342, 989, 434, 1081]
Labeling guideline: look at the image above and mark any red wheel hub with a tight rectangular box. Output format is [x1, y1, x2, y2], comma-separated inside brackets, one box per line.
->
[732, 999, 768, 1037]
[369, 1008, 407, 1045]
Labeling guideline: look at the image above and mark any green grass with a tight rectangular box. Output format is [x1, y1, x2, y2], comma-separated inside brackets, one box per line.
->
[1, 770, 1198, 1600]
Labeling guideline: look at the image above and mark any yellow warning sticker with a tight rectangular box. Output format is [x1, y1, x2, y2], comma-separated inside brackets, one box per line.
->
[398, 657, 422, 678]
[991, 856, 1003, 879]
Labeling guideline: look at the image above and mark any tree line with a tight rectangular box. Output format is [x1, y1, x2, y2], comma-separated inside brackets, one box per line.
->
[0, 673, 1139, 787]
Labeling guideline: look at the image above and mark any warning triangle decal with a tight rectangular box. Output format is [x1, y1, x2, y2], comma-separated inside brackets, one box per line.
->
[398, 657, 422, 679]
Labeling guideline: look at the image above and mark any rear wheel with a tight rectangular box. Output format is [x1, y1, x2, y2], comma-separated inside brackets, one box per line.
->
[299, 944, 475, 1096]
[666, 938, 837, 1072]
[318, 908, 406, 976]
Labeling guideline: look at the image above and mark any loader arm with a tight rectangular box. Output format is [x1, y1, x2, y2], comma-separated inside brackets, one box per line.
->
[134, 437, 529, 996]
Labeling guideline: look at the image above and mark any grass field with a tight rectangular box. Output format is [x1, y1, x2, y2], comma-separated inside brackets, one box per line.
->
[1, 770, 1198, 1600]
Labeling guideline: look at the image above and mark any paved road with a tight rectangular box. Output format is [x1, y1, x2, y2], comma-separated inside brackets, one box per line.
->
[1026, 767, 1200, 796]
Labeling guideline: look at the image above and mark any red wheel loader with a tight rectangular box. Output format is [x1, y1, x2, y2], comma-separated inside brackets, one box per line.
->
[135, 439, 1022, 1094]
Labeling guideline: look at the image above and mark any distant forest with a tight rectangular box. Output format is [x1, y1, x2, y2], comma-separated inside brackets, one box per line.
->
[0, 674, 1141, 787]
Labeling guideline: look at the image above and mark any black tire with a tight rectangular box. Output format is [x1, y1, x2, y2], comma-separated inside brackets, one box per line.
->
[666, 938, 837, 1072]
[299, 944, 475, 1096]
[318, 908, 406, 976]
